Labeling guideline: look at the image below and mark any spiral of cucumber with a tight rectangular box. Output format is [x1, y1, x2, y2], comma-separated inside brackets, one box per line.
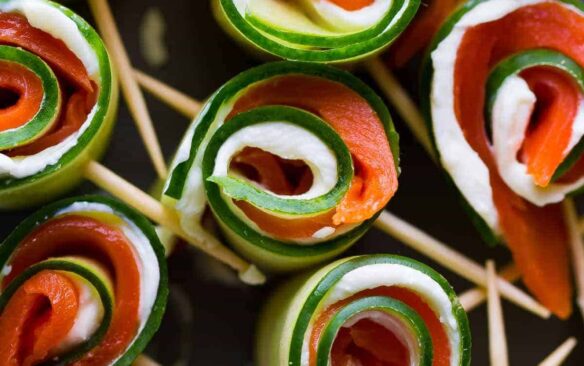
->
[0, 0, 118, 210]
[163, 62, 399, 272]
[0, 195, 168, 366]
[256, 255, 471, 366]
[212, 0, 420, 63]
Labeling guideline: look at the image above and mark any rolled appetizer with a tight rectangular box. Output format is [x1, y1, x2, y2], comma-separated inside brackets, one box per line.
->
[163, 62, 400, 271]
[422, 0, 584, 318]
[212, 0, 420, 64]
[0, 195, 168, 365]
[256, 255, 471, 366]
[388, 0, 460, 67]
[0, 0, 117, 210]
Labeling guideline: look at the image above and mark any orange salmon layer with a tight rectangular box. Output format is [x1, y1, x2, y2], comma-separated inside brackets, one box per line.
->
[389, 0, 461, 67]
[310, 287, 450, 366]
[0, 13, 97, 156]
[0, 215, 140, 366]
[226, 75, 398, 240]
[327, 0, 374, 11]
[454, 2, 584, 318]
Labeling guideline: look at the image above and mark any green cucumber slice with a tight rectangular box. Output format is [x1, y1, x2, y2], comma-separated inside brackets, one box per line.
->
[256, 255, 471, 366]
[0, 46, 61, 150]
[203, 106, 353, 216]
[212, 0, 420, 63]
[485, 49, 584, 182]
[316, 296, 432, 366]
[163, 61, 399, 271]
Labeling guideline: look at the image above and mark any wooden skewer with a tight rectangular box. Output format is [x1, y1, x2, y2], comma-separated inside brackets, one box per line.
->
[538, 338, 578, 366]
[374, 211, 550, 318]
[134, 69, 202, 119]
[133, 355, 161, 366]
[84, 161, 266, 285]
[563, 199, 584, 321]
[364, 57, 435, 159]
[486, 260, 509, 366]
[459, 263, 521, 312]
[88, 0, 167, 179]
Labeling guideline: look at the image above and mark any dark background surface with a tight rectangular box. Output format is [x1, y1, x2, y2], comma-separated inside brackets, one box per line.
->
[0, 0, 583, 365]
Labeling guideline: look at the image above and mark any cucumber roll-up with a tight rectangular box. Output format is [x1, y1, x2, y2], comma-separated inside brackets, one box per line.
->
[0, 0, 117, 209]
[212, 0, 420, 64]
[257, 255, 471, 366]
[422, 0, 584, 318]
[0, 195, 168, 365]
[163, 62, 400, 272]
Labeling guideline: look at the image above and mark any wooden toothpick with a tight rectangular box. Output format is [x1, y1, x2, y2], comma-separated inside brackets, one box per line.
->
[134, 69, 202, 119]
[364, 57, 435, 159]
[487, 260, 509, 366]
[563, 199, 584, 321]
[459, 263, 521, 312]
[374, 211, 550, 318]
[133, 355, 161, 366]
[538, 338, 578, 366]
[84, 161, 266, 285]
[88, 0, 168, 178]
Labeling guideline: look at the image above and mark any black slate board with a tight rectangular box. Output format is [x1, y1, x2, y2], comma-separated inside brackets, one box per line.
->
[0, 0, 582, 365]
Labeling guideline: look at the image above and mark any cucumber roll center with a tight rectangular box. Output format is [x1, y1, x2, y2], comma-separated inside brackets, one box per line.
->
[230, 146, 314, 196]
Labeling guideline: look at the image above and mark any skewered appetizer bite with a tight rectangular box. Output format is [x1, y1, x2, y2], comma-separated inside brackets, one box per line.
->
[0, 0, 117, 210]
[422, 0, 584, 318]
[212, 0, 420, 64]
[0, 195, 168, 365]
[257, 255, 471, 366]
[163, 62, 400, 271]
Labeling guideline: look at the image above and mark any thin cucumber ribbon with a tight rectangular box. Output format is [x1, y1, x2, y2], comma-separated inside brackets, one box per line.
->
[256, 255, 471, 366]
[162, 62, 400, 272]
[421, 0, 584, 318]
[0, 46, 61, 150]
[212, 0, 420, 63]
[0, 0, 117, 210]
[0, 196, 168, 366]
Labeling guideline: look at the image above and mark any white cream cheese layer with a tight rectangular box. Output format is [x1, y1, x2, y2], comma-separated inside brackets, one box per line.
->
[343, 311, 421, 366]
[0, 0, 101, 180]
[492, 76, 584, 206]
[430, 0, 584, 233]
[239, 0, 391, 34]
[171, 99, 234, 239]
[301, 0, 392, 32]
[55, 275, 105, 353]
[0, 0, 98, 76]
[213, 121, 338, 200]
[55, 202, 161, 344]
[300, 263, 461, 366]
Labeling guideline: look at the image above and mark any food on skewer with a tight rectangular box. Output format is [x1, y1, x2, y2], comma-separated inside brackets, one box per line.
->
[0, 0, 117, 209]
[212, 0, 420, 63]
[422, 0, 584, 318]
[257, 254, 471, 366]
[0, 195, 168, 365]
[162, 61, 400, 271]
